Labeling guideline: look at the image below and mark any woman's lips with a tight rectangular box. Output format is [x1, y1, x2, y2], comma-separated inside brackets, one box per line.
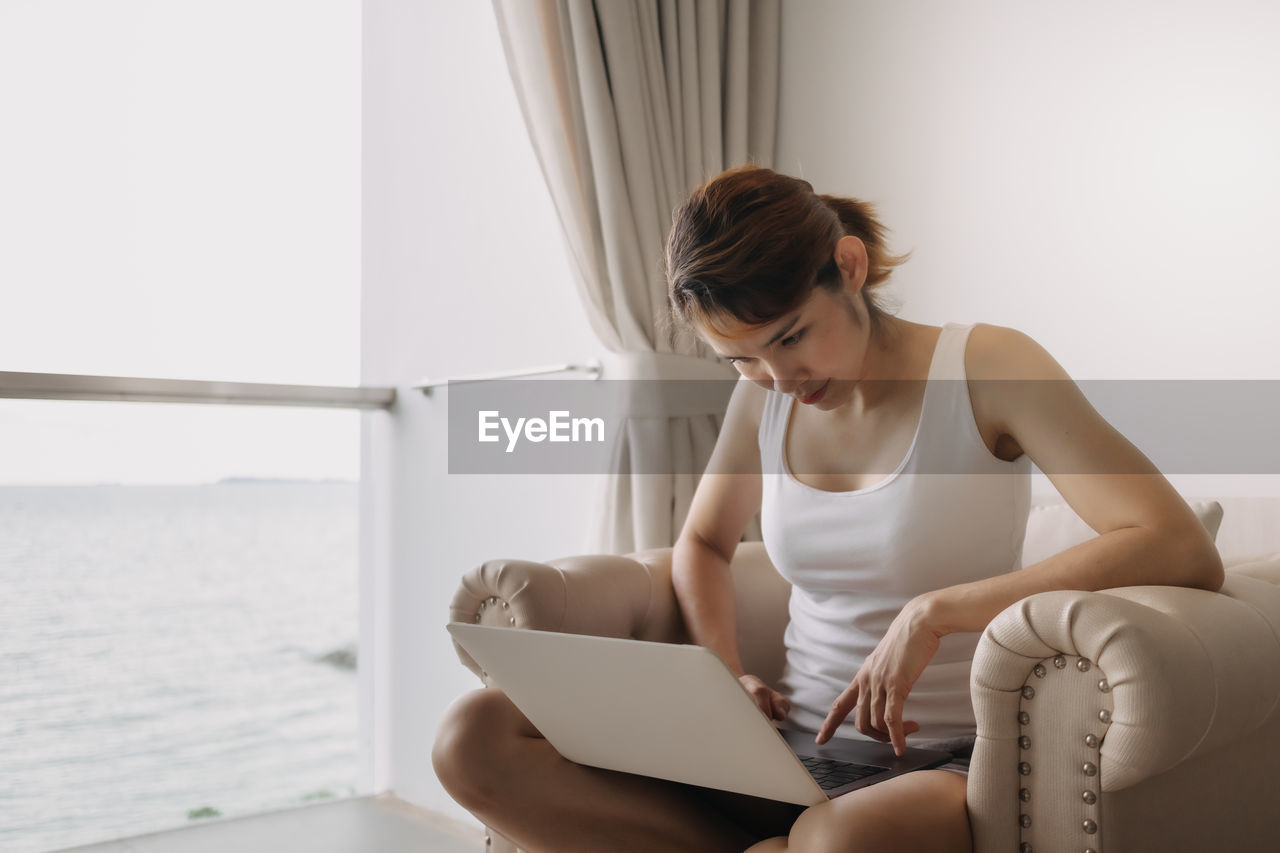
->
[798, 381, 828, 404]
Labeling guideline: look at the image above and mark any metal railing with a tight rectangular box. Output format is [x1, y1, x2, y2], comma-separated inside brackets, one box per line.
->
[413, 360, 601, 395]
[0, 371, 395, 410]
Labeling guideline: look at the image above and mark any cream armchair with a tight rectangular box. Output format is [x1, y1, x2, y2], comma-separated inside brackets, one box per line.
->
[447, 531, 1280, 853]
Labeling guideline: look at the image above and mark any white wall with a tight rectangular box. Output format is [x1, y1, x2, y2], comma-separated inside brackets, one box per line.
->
[778, 0, 1280, 378]
[777, 0, 1280, 498]
[361, 0, 602, 824]
[364, 0, 1280, 829]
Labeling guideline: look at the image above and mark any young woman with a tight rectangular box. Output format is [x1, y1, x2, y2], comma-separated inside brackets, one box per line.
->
[432, 165, 1224, 852]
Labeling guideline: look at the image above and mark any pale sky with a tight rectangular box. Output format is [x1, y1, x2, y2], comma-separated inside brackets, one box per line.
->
[0, 1, 361, 484]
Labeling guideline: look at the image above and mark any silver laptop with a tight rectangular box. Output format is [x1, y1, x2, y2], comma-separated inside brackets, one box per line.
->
[446, 623, 952, 806]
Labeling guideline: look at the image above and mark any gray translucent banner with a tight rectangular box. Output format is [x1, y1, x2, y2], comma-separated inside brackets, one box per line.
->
[446, 379, 1280, 475]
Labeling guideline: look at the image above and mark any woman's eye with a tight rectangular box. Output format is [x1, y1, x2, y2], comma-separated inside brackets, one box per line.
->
[781, 330, 804, 347]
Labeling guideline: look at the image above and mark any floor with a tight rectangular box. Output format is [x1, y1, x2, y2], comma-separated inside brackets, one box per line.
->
[54, 795, 485, 853]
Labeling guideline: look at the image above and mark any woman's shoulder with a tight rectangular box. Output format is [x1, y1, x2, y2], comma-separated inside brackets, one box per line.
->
[964, 323, 1069, 382]
[962, 324, 1074, 462]
[726, 374, 770, 432]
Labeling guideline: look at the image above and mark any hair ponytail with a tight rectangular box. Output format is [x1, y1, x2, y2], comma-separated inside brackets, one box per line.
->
[817, 195, 910, 292]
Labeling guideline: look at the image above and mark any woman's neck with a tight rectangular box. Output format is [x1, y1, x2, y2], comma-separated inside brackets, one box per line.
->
[840, 317, 936, 414]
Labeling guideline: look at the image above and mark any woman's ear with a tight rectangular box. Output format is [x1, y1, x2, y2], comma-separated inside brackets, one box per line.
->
[834, 234, 869, 294]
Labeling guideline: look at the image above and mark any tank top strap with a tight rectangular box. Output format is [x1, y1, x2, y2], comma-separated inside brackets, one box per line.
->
[906, 323, 1006, 476]
[927, 322, 974, 381]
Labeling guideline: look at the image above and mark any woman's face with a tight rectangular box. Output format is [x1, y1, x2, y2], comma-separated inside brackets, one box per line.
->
[697, 282, 873, 412]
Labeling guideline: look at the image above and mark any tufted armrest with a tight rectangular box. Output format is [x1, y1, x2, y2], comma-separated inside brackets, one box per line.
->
[447, 541, 793, 688]
[968, 556, 1280, 853]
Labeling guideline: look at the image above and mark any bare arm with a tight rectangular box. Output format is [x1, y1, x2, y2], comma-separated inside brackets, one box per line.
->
[671, 536, 750, 676]
[671, 378, 788, 717]
[924, 325, 1223, 633]
[672, 377, 764, 674]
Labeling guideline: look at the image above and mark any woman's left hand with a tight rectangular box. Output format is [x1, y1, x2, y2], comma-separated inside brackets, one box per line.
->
[815, 594, 948, 756]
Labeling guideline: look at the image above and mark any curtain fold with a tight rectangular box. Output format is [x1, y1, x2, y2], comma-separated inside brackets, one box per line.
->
[493, 0, 781, 552]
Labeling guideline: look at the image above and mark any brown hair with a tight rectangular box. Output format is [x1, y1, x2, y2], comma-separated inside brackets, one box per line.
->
[663, 165, 908, 351]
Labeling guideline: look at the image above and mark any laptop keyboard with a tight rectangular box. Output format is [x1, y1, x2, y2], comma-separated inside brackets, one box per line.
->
[800, 755, 887, 790]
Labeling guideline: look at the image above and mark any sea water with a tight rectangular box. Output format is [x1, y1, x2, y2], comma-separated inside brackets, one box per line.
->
[0, 483, 359, 853]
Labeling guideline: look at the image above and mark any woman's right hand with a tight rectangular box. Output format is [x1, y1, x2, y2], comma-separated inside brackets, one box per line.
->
[739, 674, 791, 722]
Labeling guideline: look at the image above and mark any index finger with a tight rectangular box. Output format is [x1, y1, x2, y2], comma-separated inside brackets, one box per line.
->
[886, 688, 906, 756]
[816, 683, 859, 745]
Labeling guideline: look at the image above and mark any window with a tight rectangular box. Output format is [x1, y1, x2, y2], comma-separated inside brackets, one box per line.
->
[0, 3, 363, 850]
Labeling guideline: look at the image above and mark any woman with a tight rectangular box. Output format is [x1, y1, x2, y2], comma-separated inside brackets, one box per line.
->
[432, 166, 1224, 852]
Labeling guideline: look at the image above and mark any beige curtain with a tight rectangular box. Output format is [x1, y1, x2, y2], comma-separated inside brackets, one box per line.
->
[493, 0, 781, 552]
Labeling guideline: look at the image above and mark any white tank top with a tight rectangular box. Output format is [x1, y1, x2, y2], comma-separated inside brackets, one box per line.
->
[758, 322, 1031, 743]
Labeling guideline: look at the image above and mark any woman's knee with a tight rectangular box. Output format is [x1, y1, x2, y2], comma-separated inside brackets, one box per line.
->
[784, 804, 853, 853]
[783, 771, 970, 853]
[431, 687, 528, 809]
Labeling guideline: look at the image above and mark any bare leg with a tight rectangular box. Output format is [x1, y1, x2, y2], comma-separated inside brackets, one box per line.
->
[744, 769, 971, 853]
[432, 687, 802, 853]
